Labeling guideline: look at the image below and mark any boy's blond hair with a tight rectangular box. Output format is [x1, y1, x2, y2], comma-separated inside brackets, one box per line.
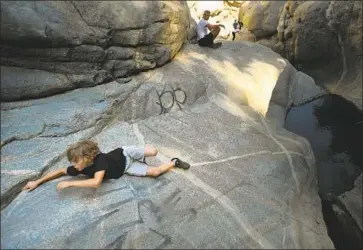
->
[67, 140, 100, 162]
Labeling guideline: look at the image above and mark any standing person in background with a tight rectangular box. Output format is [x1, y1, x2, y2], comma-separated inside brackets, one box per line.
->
[232, 19, 242, 41]
[197, 10, 225, 49]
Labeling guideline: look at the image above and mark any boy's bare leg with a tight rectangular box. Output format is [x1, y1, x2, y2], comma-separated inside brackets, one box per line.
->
[146, 161, 175, 177]
[144, 145, 158, 157]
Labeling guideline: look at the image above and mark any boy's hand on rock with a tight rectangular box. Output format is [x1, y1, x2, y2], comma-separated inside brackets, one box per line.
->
[23, 181, 39, 191]
[57, 181, 70, 191]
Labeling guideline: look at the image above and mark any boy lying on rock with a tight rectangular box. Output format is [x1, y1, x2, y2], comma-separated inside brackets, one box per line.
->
[23, 140, 190, 191]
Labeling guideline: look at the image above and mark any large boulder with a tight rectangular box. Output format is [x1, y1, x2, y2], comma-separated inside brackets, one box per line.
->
[0, 1, 193, 101]
[239, 1, 285, 39]
[238, 1, 362, 109]
[324, 1, 363, 108]
[1, 42, 334, 249]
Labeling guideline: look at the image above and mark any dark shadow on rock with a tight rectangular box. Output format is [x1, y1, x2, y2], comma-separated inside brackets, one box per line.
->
[286, 94, 363, 196]
[285, 93, 363, 250]
[322, 198, 363, 250]
[313, 94, 363, 171]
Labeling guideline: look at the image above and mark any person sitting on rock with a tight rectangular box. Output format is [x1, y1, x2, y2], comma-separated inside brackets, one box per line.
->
[197, 10, 225, 48]
[23, 140, 190, 191]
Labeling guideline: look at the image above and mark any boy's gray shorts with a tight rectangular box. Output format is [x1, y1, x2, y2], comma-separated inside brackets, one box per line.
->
[123, 146, 148, 176]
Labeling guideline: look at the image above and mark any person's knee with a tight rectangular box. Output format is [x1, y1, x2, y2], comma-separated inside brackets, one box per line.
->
[145, 145, 158, 157]
[148, 146, 158, 156]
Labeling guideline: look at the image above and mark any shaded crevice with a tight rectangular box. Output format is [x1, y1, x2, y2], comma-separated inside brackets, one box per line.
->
[285, 94, 363, 250]
[38, 128, 94, 138]
[1, 117, 103, 148]
[321, 196, 363, 250]
[1, 147, 69, 210]
[1, 102, 33, 111]
[0, 178, 32, 210]
[331, 31, 348, 92]
[0, 124, 46, 148]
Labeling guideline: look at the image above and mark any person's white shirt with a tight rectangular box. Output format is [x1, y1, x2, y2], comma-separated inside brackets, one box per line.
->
[197, 18, 209, 41]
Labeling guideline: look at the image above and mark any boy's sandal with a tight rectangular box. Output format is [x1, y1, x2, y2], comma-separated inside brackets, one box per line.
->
[171, 158, 190, 170]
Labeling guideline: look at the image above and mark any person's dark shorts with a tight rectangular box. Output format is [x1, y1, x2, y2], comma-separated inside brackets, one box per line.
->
[198, 33, 214, 47]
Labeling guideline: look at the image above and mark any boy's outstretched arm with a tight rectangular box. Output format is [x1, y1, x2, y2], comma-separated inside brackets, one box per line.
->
[23, 168, 67, 191]
[57, 170, 105, 190]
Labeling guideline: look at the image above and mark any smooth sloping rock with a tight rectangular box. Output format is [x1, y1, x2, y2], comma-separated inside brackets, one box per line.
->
[1, 100, 334, 249]
[0, 1, 193, 101]
[1, 42, 334, 248]
[1, 42, 320, 200]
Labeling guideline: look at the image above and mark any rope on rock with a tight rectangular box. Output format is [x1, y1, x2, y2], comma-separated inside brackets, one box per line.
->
[288, 92, 329, 110]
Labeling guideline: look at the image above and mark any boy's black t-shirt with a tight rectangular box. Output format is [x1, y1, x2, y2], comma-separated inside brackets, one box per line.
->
[66, 148, 126, 179]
